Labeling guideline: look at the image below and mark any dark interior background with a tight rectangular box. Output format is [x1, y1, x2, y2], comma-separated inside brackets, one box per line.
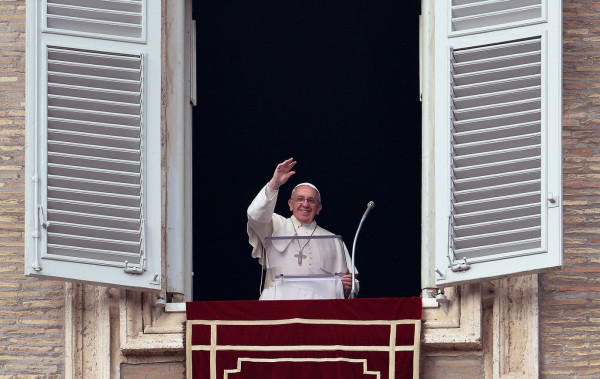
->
[192, 1, 422, 300]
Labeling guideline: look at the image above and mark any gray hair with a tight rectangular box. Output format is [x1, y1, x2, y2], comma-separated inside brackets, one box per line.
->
[291, 182, 321, 203]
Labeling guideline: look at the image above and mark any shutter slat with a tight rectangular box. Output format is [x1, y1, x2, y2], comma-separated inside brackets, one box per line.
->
[454, 203, 541, 226]
[48, 107, 140, 127]
[48, 198, 140, 219]
[454, 179, 540, 202]
[49, 152, 139, 171]
[48, 62, 140, 81]
[453, 51, 541, 76]
[455, 240, 542, 260]
[49, 209, 140, 230]
[49, 221, 139, 242]
[455, 132, 540, 153]
[454, 191, 541, 214]
[453, 109, 541, 133]
[48, 164, 140, 185]
[49, 96, 140, 115]
[47, 244, 140, 262]
[455, 145, 541, 173]
[455, 225, 540, 244]
[46, 0, 143, 40]
[47, 4, 142, 24]
[48, 175, 139, 196]
[48, 118, 140, 139]
[455, 137, 541, 165]
[48, 73, 140, 92]
[48, 83, 140, 104]
[453, 75, 541, 98]
[48, 232, 139, 254]
[451, 0, 542, 33]
[455, 238, 541, 259]
[455, 214, 540, 234]
[454, 98, 541, 122]
[454, 86, 541, 109]
[453, 63, 541, 86]
[454, 121, 540, 144]
[454, 168, 540, 193]
[48, 141, 140, 162]
[48, 128, 140, 150]
[454, 156, 541, 180]
[48, 186, 140, 208]
[47, 0, 142, 13]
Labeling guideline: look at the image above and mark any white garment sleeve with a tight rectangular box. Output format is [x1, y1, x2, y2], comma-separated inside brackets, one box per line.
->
[247, 184, 278, 264]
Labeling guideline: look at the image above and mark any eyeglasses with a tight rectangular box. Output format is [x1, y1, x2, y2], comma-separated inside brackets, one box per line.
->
[293, 196, 318, 205]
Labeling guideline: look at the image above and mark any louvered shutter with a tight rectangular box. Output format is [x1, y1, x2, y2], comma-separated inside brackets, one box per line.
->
[433, 0, 562, 287]
[25, 0, 162, 290]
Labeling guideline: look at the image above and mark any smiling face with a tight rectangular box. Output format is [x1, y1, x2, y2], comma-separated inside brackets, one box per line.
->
[288, 185, 322, 225]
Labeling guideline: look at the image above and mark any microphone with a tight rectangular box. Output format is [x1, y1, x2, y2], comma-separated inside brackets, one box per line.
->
[349, 201, 375, 298]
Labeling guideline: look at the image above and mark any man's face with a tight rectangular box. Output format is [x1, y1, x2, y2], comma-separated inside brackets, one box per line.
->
[288, 185, 322, 225]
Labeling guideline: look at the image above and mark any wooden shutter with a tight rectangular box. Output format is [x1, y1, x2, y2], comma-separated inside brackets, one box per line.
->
[25, 0, 162, 290]
[434, 0, 562, 287]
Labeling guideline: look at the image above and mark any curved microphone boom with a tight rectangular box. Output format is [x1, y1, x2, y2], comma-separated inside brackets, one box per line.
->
[350, 201, 374, 298]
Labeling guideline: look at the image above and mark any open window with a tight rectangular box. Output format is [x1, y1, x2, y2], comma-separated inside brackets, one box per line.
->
[25, 0, 167, 291]
[431, 1, 562, 287]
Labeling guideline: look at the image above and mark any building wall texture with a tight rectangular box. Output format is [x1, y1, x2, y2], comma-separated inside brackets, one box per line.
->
[539, 1, 600, 377]
[1, 0, 599, 378]
[0, 1, 65, 378]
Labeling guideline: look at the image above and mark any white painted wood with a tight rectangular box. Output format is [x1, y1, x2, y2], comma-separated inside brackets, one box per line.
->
[432, 0, 562, 287]
[25, 0, 163, 290]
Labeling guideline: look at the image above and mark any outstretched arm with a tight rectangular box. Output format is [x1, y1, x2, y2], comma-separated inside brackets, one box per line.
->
[247, 158, 297, 263]
[267, 158, 297, 191]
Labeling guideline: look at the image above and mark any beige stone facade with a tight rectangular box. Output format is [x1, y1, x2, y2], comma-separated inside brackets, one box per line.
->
[0, 0, 599, 378]
[0, 1, 65, 377]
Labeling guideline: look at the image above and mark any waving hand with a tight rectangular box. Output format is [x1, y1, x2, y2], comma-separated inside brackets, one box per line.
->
[268, 158, 297, 191]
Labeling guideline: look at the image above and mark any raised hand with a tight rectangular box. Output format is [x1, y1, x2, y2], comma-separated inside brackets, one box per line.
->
[268, 158, 297, 191]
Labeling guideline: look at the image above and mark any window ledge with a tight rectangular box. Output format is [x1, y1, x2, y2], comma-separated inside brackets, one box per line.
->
[165, 302, 186, 312]
[422, 283, 482, 348]
[120, 292, 185, 355]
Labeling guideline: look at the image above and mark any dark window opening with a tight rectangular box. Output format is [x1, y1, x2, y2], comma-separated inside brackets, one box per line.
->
[192, 1, 422, 300]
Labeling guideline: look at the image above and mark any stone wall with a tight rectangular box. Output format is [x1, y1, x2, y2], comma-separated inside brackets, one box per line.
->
[539, 1, 600, 377]
[121, 362, 185, 379]
[0, 1, 65, 377]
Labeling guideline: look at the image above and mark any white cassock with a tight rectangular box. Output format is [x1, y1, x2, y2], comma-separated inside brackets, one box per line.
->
[247, 184, 354, 300]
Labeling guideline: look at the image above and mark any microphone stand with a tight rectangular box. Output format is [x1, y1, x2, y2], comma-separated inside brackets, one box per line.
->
[349, 201, 374, 298]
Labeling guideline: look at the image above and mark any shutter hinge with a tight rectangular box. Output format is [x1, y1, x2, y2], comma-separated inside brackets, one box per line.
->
[450, 258, 470, 272]
[124, 261, 144, 274]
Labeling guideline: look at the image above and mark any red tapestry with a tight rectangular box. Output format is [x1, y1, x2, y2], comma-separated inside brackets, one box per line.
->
[186, 298, 422, 379]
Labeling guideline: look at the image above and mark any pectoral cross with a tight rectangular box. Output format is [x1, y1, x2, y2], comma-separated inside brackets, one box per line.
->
[294, 251, 307, 266]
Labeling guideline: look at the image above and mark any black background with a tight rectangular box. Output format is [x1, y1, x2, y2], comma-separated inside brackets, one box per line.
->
[192, 1, 422, 300]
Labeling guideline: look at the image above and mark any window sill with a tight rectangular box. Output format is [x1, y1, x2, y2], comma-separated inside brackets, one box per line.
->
[422, 284, 482, 348]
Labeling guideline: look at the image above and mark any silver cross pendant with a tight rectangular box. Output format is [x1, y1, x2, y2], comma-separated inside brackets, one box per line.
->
[294, 252, 307, 266]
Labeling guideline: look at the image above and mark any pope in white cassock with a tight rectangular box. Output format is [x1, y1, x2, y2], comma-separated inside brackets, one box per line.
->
[247, 158, 357, 300]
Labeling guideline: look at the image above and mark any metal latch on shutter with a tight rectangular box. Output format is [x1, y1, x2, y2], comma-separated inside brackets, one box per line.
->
[548, 192, 559, 208]
[447, 216, 471, 273]
[124, 261, 143, 274]
[450, 257, 470, 272]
